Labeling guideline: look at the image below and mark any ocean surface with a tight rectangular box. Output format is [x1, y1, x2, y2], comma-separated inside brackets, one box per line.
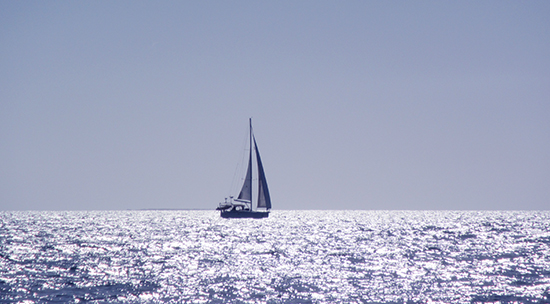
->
[1, 210, 549, 303]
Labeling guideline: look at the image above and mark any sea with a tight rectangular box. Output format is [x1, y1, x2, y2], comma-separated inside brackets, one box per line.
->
[1, 210, 549, 304]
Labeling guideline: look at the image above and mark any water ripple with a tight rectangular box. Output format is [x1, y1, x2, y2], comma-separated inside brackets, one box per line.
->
[1, 210, 549, 303]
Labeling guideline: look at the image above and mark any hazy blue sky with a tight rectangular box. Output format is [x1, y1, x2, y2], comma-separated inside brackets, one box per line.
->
[1, 1, 549, 211]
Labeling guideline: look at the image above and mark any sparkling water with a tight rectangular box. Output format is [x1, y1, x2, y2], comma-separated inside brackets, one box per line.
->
[1, 210, 549, 303]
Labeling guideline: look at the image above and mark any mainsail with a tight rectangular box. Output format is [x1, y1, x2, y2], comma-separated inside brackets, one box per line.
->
[254, 135, 271, 209]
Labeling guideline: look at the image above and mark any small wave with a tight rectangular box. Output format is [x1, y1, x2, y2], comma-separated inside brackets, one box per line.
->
[1, 210, 549, 303]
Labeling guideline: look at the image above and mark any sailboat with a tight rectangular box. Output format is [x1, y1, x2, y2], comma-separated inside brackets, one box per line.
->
[216, 118, 271, 218]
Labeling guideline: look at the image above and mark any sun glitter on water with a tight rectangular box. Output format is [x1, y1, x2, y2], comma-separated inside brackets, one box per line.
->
[1, 210, 549, 303]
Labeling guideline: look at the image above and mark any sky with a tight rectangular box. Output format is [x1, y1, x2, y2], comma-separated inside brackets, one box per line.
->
[1, 1, 549, 211]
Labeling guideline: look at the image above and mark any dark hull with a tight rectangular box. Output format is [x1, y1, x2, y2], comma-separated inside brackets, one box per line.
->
[220, 211, 269, 218]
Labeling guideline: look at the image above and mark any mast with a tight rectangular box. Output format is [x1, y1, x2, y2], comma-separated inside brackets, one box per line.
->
[248, 118, 253, 211]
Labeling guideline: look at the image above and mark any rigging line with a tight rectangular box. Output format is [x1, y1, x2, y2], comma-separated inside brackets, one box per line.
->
[228, 123, 251, 196]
